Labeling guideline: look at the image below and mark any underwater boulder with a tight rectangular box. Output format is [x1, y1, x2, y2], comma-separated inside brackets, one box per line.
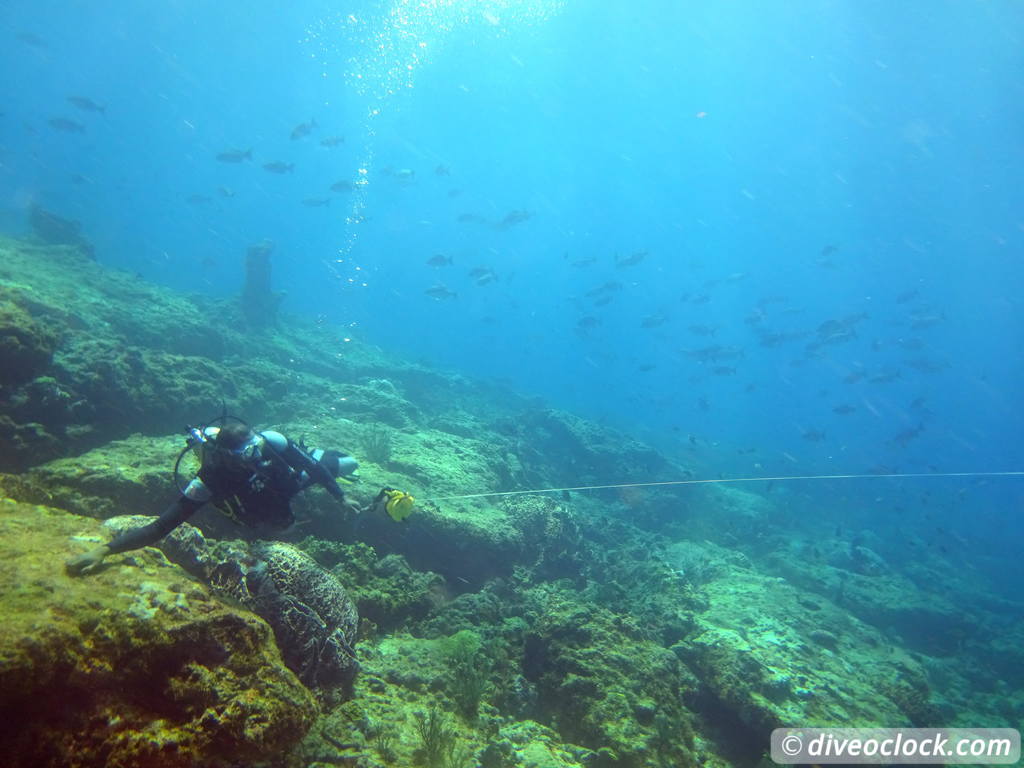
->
[0, 499, 316, 768]
[28, 203, 95, 258]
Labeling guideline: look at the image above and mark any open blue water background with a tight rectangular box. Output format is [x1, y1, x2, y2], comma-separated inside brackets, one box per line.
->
[1, 1, 1022, 587]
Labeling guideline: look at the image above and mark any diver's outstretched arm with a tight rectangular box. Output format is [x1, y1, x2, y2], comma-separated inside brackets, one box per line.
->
[66, 494, 204, 576]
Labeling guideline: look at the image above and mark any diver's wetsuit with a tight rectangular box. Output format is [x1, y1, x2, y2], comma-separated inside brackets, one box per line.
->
[107, 431, 352, 555]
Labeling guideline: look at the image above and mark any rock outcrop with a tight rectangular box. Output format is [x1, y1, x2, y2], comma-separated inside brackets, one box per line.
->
[0, 498, 317, 767]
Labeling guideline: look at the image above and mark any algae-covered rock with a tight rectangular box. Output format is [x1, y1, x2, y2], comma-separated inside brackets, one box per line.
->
[762, 545, 977, 658]
[0, 295, 57, 386]
[0, 498, 317, 767]
[14, 433, 182, 519]
[484, 720, 593, 768]
[677, 563, 929, 737]
[513, 408, 673, 486]
[520, 587, 699, 768]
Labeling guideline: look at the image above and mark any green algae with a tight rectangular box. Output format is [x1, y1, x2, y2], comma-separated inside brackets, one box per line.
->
[0, 497, 316, 767]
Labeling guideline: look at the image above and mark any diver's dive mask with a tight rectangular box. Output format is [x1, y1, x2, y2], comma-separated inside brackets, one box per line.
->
[230, 435, 263, 462]
[185, 425, 264, 467]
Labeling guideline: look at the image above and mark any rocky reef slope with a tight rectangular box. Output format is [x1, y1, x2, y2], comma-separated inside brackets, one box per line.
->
[1, 235, 1021, 767]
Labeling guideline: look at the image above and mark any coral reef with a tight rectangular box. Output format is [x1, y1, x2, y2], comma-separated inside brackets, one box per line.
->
[2, 234, 1019, 767]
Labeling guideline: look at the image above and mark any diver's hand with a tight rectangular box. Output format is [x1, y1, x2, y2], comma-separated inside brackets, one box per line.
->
[65, 544, 111, 576]
[340, 500, 363, 517]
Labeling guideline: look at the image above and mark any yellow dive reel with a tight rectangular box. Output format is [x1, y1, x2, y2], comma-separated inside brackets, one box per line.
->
[375, 488, 415, 521]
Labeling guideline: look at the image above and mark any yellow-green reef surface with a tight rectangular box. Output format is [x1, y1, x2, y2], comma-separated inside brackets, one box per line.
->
[1, 236, 1021, 767]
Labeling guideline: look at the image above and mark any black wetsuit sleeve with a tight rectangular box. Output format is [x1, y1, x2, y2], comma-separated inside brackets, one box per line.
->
[106, 496, 204, 554]
[278, 440, 346, 501]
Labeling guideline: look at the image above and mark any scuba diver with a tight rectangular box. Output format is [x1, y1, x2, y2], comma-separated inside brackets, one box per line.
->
[66, 417, 415, 575]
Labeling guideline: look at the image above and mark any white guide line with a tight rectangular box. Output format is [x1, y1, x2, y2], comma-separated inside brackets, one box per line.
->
[426, 471, 1024, 502]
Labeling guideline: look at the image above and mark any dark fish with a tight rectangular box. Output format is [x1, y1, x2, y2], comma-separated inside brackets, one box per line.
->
[711, 366, 737, 376]
[330, 180, 353, 193]
[577, 316, 600, 330]
[425, 284, 457, 299]
[640, 314, 668, 329]
[217, 186, 235, 198]
[263, 162, 294, 174]
[67, 96, 105, 114]
[593, 295, 614, 307]
[70, 173, 91, 184]
[758, 331, 805, 347]
[891, 422, 925, 447]
[684, 345, 744, 363]
[290, 118, 317, 140]
[302, 197, 331, 207]
[493, 209, 531, 229]
[904, 358, 948, 374]
[820, 244, 839, 257]
[18, 32, 47, 48]
[585, 281, 622, 297]
[469, 267, 497, 285]
[427, 254, 453, 267]
[801, 428, 826, 442]
[457, 212, 486, 224]
[187, 194, 212, 205]
[910, 311, 945, 329]
[435, 164, 450, 176]
[817, 319, 844, 335]
[832, 404, 856, 415]
[687, 324, 717, 337]
[571, 256, 597, 267]
[896, 289, 919, 304]
[216, 148, 252, 162]
[615, 250, 647, 267]
[319, 135, 345, 147]
[843, 370, 865, 384]
[868, 370, 901, 384]
[815, 329, 857, 346]
[637, 364, 656, 372]
[48, 117, 86, 133]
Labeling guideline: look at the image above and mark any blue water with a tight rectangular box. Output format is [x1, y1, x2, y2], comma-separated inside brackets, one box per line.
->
[2, 1, 1022, 579]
